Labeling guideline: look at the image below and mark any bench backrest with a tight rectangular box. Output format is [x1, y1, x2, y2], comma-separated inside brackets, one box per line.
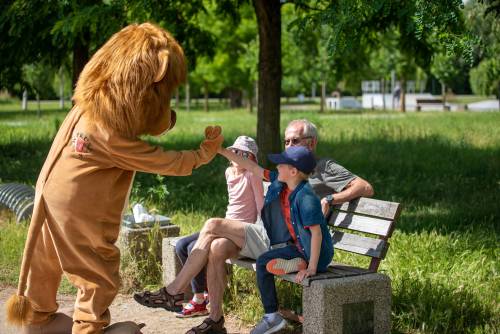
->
[329, 197, 402, 272]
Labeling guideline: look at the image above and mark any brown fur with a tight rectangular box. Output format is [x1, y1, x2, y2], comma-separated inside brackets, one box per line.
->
[73, 22, 187, 138]
[6, 294, 32, 326]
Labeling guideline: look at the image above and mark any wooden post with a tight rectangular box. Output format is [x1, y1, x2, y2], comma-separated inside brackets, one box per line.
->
[400, 78, 406, 112]
[59, 67, 65, 110]
[441, 82, 446, 111]
[185, 81, 190, 112]
[36, 93, 41, 117]
[320, 80, 326, 113]
[381, 78, 386, 111]
[203, 81, 209, 112]
[175, 88, 180, 110]
[22, 90, 28, 110]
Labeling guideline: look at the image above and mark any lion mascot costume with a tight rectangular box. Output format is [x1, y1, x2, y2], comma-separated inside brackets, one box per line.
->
[6, 22, 223, 334]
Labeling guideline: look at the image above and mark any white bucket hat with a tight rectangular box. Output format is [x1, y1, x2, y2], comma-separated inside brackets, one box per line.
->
[228, 136, 258, 158]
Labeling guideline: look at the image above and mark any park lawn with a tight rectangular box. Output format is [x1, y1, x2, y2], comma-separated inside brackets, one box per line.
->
[0, 102, 499, 333]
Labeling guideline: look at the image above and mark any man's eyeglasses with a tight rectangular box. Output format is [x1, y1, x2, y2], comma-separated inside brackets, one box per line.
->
[284, 136, 313, 146]
[231, 148, 251, 159]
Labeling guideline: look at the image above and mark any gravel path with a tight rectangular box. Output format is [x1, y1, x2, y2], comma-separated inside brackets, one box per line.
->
[0, 286, 251, 334]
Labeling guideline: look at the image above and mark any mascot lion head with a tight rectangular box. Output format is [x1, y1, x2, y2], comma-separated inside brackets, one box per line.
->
[73, 22, 186, 138]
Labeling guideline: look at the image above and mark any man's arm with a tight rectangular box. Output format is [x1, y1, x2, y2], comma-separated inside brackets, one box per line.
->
[331, 176, 374, 203]
[320, 176, 374, 215]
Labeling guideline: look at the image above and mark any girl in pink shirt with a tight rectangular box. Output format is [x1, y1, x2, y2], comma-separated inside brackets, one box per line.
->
[167, 136, 265, 318]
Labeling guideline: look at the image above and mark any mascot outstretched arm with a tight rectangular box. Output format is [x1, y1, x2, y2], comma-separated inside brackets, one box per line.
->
[6, 22, 223, 334]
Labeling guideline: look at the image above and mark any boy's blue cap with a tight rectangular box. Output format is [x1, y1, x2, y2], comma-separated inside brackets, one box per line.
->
[268, 146, 316, 174]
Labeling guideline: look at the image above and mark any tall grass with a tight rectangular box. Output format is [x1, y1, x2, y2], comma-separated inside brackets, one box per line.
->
[0, 102, 498, 333]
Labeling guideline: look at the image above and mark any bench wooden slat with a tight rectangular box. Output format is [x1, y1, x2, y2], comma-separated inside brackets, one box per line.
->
[273, 263, 374, 286]
[328, 211, 394, 237]
[332, 231, 388, 259]
[225, 259, 375, 286]
[333, 197, 401, 220]
[226, 257, 257, 271]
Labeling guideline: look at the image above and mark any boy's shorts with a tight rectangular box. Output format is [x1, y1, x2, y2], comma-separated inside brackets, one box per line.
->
[239, 219, 270, 259]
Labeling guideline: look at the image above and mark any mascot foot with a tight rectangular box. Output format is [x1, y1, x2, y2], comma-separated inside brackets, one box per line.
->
[23, 312, 73, 334]
[104, 322, 146, 334]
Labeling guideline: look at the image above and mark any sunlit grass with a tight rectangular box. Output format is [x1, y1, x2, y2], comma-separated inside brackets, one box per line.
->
[0, 100, 498, 333]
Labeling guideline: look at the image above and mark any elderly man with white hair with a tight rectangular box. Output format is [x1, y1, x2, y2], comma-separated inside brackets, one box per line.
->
[283, 119, 373, 215]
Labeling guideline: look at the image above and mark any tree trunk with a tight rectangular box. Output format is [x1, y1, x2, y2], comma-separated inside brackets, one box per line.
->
[391, 70, 396, 110]
[228, 88, 243, 108]
[203, 81, 209, 112]
[441, 82, 446, 111]
[175, 88, 180, 110]
[498, 83, 500, 111]
[22, 90, 28, 110]
[381, 78, 386, 111]
[72, 32, 90, 90]
[320, 80, 326, 113]
[248, 88, 253, 113]
[400, 78, 406, 112]
[59, 67, 65, 110]
[253, 0, 281, 166]
[36, 93, 41, 117]
[185, 81, 190, 112]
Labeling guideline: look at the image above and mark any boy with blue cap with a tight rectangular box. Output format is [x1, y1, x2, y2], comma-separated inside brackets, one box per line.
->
[219, 145, 334, 334]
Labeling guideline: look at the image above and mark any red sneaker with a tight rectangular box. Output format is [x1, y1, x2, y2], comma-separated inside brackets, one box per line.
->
[266, 257, 307, 275]
[176, 299, 209, 318]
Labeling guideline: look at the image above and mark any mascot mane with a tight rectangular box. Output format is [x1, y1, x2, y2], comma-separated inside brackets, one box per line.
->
[73, 22, 186, 138]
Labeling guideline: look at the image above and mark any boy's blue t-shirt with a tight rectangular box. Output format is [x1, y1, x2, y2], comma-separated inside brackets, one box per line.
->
[261, 170, 334, 271]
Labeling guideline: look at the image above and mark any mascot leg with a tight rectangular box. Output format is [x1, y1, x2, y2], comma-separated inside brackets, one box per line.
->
[67, 248, 120, 334]
[25, 223, 64, 325]
[42, 205, 121, 334]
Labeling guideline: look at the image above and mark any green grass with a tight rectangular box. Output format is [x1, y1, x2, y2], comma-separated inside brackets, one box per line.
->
[0, 100, 499, 333]
[447, 95, 494, 105]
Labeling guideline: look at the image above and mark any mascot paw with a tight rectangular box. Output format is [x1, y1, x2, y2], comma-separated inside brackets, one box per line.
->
[22, 313, 73, 334]
[204, 126, 222, 140]
[104, 321, 145, 334]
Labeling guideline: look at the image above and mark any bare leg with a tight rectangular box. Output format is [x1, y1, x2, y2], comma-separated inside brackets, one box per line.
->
[167, 218, 247, 295]
[207, 238, 240, 321]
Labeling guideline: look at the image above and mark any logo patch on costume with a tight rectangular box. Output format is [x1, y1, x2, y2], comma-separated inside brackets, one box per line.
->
[71, 131, 92, 154]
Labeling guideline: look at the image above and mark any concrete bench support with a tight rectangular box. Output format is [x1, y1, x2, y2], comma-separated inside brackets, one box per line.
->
[303, 273, 391, 334]
[162, 236, 193, 300]
[119, 224, 180, 262]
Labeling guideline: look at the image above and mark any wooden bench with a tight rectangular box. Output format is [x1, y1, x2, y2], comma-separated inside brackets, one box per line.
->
[416, 98, 450, 111]
[162, 196, 402, 334]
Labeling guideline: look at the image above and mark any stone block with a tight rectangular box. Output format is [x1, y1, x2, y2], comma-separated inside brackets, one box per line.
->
[302, 273, 391, 334]
[162, 237, 193, 301]
[118, 223, 180, 263]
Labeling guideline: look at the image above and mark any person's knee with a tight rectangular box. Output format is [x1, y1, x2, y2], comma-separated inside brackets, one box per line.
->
[256, 253, 271, 269]
[202, 218, 224, 235]
[209, 239, 235, 262]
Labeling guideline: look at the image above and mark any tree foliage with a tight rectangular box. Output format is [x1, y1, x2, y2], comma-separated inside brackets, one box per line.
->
[467, 0, 500, 98]
[291, 0, 473, 75]
[0, 0, 216, 95]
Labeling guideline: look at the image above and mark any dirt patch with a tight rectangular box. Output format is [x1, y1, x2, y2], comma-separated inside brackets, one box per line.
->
[0, 286, 251, 334]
